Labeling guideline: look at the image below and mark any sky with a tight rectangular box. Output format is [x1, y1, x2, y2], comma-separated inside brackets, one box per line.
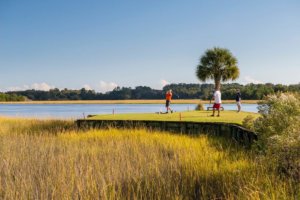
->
[0, 0, 299, 92]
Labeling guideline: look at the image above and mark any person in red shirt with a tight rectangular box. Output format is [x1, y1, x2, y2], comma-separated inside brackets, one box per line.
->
[165, 89, 173, 113]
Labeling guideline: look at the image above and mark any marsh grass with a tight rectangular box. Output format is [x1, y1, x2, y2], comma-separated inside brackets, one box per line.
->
[0, 118, 298, 199]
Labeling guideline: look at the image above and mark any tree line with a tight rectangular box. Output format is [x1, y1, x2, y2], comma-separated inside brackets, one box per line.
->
[0, 93, 26, 101]
[2, 83, 299, 101]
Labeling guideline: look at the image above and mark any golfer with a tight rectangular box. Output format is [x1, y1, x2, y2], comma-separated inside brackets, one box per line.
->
[211, 89, 222, 117]
[236, 89, 241, 112]
[165, 89, 173, 113]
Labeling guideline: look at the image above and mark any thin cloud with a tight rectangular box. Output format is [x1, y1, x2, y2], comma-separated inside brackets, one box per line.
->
[83, 84, 93, 90]
[31, 83, 54, 91]
[97, 81, 118, 93]
[243, 76, 264, 84]
[160, 79, 170, 88]
[5, 82, 55, 91]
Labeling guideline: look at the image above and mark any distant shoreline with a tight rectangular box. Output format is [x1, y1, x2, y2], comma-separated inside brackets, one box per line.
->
[0, 99, 259, 104]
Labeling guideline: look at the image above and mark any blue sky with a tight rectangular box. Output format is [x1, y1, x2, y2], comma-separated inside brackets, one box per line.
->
[0, 0, 299, 92]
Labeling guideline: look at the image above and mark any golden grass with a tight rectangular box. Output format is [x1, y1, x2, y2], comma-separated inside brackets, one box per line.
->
[0, 118, 298, 199]
[0, 99, 259, 104]
[88, 110, 260, 125]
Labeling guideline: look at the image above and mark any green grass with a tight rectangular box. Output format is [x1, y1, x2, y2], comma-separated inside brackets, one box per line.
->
[0, 117, 298, 199]
[88, 110, 260, 125]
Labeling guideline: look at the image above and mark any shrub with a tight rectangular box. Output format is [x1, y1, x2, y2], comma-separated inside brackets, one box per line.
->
[253, 92, 300, 181]
[195, 103, 205, 111]
[242, 115, 255, 130]
[254, 93, 300, 148]
[269, 139, 300, 180]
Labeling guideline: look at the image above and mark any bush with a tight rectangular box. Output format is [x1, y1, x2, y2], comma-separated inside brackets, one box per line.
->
[242, 115, 255, 130]
[269, 140, 300, 180]
[253, 92, 300, 181]
[195, 103, 205, 111]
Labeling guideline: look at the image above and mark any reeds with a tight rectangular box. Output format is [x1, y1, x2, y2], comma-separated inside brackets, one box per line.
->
[0, 118, 298, 199]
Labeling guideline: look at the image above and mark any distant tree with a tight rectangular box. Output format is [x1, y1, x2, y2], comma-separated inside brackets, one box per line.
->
[196, 47, 240, 90]
[0, 93, 25, 101]
[4, 83, 300, 101]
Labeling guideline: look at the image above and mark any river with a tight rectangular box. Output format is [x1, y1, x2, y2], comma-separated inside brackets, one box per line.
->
[0, 103, 258, 119]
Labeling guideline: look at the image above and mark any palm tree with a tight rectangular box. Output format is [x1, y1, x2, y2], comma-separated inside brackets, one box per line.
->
[196, 47, 239, 90]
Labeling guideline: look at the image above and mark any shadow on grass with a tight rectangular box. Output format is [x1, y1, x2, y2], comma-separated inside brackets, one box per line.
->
[101, 163, 254, 199]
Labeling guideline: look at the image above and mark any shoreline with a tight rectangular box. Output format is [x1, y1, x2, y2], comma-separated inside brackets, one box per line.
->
[0, 99, 259, 104]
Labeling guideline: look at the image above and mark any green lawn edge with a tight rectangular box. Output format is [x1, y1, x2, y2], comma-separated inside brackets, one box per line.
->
[87, 111, 259, 125]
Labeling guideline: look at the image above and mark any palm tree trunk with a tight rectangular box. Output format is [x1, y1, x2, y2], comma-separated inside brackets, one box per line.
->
[215, 79, 221, 91]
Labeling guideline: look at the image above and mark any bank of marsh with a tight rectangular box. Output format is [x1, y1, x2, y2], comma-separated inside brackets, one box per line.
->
[0, 117, 298, 199]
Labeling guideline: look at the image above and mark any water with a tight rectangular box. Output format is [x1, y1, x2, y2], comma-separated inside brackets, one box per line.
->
[0, 103, 258, 119]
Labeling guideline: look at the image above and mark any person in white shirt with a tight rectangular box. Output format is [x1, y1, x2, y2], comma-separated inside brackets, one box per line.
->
[211, 90, 222, 117]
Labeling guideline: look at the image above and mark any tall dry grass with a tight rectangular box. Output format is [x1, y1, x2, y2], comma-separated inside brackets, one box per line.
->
[0, 117, 299, 199]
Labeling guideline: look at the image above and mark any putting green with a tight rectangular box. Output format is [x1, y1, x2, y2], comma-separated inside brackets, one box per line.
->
[87, 110, 259, 125]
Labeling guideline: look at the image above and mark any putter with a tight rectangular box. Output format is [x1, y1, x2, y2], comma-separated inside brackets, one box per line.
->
[207, 90, 213, 117]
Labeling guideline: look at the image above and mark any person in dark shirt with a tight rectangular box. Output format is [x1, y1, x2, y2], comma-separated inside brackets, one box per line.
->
[235, 89, 241, 112]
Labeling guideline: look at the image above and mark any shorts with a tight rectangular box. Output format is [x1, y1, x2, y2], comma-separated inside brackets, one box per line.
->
[213, 103, 221, 110]
[166, 100, 170, 107]
[236, 101, 241, 106]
